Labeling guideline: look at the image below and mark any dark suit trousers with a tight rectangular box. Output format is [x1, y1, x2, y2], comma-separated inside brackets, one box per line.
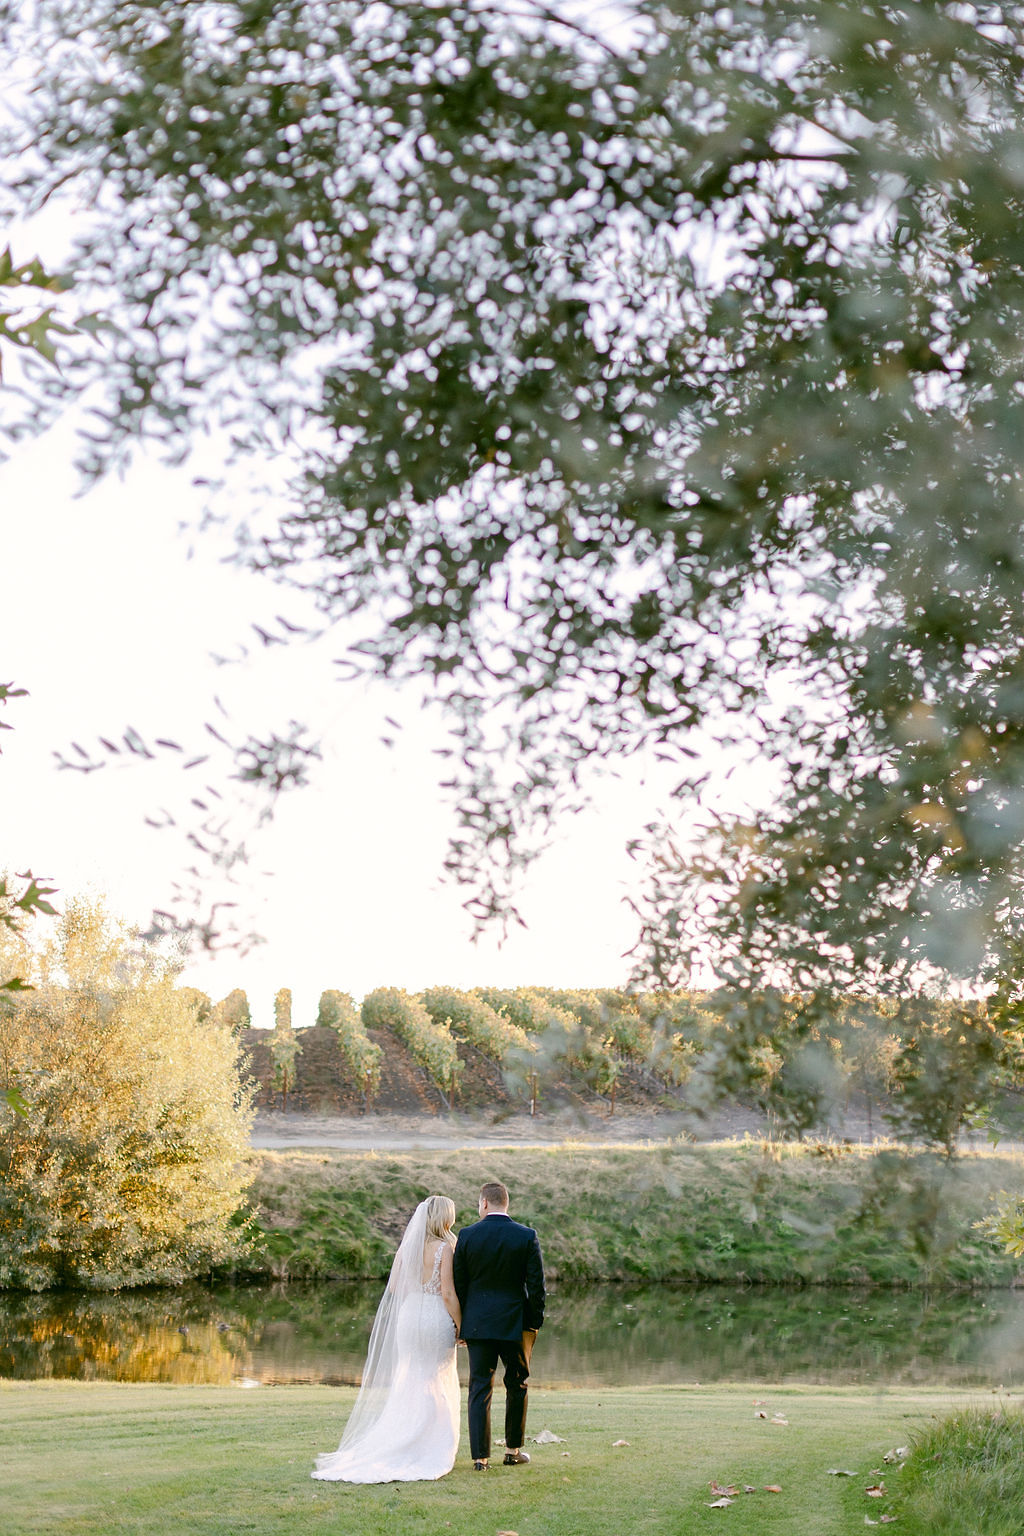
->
[466, 1331, 536, 1460]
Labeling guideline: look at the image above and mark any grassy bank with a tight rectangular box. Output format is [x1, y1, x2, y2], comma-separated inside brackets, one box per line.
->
[892, 1406, 1024, 1536]
[244, 1140, 1024, 1287]
[0, 1380, 986, 1536]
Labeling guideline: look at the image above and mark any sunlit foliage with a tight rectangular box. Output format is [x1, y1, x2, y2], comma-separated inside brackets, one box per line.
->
[420, 984, 531, 1063]
[269, 985, 300, 1107]
[0, 897, 253, 1289]
[316, 987, 381, 1098]
[211, 987, 251, 1032]
[361, 986, 460, 1096]
[0, 687, 58, 1000]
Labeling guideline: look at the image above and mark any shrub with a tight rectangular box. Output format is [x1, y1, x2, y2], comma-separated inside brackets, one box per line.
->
[540, 987, 653, 1062]
[420, 986, 531, 1063]
[176, 986, 212, 1022]
[595, 989, 654, 1060]
[270, 987, 301, 1105]
[475, 986, 551, 1033]
[477, 988, 604, 1095]
[637, 990, 714, 1084]
[211, 988, 251, 1033]
[361, 987, 460, 1095]
[0, 897, 253, 1290]
[317, 989, 381, 1096]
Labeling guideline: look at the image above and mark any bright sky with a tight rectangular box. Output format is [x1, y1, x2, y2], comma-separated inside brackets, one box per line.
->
[3, 408, 754, 1028]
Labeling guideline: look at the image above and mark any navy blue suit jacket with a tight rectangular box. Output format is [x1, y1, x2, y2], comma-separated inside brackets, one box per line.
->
[453, 1213, 546, 1341]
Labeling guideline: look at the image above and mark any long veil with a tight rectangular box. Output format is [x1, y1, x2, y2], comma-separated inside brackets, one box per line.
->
[313, 1199, 430, 1472]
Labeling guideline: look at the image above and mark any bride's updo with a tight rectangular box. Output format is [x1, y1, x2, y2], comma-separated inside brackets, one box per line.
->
[425, 1194, 456, 1246]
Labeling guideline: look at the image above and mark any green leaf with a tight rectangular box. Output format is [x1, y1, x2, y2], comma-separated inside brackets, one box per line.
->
[2, 1087, 29, 1117]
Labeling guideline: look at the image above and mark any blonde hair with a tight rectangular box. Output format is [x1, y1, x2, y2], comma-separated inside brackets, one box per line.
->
[425, 1194, 456, 1246]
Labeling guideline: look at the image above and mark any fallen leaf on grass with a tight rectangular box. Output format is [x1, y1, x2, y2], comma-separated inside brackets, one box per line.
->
[709, 1480, 782, 1498]
[771, 1414, 789, 1425]
[533, 1430, 566, 1444]
[755, 1410, 768, 1420]
[611, 1439, 630, 1447]
[827, 1469, 856, 1476]
[865, 1484, 887, 1497]
[707, 1497, 734, 1508]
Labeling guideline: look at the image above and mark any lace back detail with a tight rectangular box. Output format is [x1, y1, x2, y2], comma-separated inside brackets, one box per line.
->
[423, 1243, 445, 1295]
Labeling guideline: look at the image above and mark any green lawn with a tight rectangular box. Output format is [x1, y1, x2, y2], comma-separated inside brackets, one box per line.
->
[0, 1381, 1000, 1535]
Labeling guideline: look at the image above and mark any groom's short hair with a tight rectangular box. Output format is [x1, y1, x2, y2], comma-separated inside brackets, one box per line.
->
[480, 1181, 509, 1209]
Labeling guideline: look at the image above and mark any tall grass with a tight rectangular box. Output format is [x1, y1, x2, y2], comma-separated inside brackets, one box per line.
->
[892, 1407, 1024, 1536]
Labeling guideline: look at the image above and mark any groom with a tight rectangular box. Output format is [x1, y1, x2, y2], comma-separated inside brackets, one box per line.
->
[453, 1180, 546, 1472]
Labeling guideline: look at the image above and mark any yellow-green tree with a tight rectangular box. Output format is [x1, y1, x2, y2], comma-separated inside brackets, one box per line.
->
[0, 860, 58, 1116]
[0, 897, 253, 1290]
[211, 987, 251, 1034]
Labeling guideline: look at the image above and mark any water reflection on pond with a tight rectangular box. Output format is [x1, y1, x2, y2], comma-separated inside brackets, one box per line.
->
[3, 1281, 1024, 1388]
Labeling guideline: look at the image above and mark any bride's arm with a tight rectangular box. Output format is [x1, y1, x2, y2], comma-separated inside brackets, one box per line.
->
[439, 1244, 461, 1332]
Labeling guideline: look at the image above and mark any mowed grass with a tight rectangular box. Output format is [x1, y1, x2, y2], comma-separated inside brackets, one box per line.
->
[0, 1380, 997, 1536]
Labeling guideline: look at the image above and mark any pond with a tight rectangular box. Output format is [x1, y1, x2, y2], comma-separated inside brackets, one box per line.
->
[4, 1281, 1024, 1389]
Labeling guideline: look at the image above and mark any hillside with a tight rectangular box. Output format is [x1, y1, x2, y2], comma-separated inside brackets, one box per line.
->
[241, 1024, 658, 1118]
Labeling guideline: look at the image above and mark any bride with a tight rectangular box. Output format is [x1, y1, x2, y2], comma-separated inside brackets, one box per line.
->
[312, 1194, 461, 1483]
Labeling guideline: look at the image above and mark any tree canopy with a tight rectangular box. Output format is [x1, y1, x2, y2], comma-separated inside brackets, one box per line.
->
[5, 0, 1024, 1140]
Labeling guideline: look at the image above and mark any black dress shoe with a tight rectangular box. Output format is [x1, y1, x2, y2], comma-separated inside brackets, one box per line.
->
[503, 1450, 530, 1465]
[473, 1460, 488, 1471]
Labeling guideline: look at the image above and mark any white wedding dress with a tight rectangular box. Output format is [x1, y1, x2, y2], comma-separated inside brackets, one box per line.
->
[312, 1207, 459, 1484]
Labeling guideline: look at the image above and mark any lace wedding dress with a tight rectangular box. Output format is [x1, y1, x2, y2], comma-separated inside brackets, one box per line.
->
[312, 1203, 460, 1484]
